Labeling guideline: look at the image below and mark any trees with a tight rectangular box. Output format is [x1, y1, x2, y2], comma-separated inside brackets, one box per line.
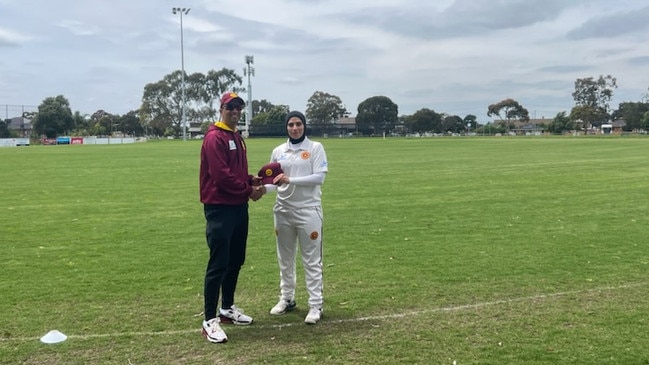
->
[250, 99, 289, 126]
[87, 110, 117, 136]
[140, 68, 243, 136]
[642, 111, 649, 131]
[547, 111, 574, 134]
[403, 110, 474, 134]
[252, 104, 289, 125]
[611, 102, 649, 131]
[0, 120, 11, 138]
[464, 114, 477, 133]
[355, 96, 398, 135]
[404, 108, 442, 133]
[249, 103, 290, 136]
[571, 75, 617, 128]
[118, 110, 144, 136]
[70, 111, 90, 136]
[487, 98, 530, 130]
[442, 114, 464, 133]
[188, 68, 244, 123]
[32, 95, 74, 138]
[251, 99, 277, 117]
[305, 91, 346, 125]
[140, 75, 177, 136]
[569, 105, 601, 131]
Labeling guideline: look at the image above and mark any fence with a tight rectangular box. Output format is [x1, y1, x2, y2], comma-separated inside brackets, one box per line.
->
[0, 136, 146, 147]
[249, 123, 355, 137]
[1, 104, 38, 120]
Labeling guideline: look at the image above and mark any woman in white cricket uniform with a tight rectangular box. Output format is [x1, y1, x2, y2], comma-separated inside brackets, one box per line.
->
[263, 110, 328, 324]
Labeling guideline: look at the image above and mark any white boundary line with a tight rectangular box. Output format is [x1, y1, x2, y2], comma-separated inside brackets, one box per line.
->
[2, 281, 646, 343]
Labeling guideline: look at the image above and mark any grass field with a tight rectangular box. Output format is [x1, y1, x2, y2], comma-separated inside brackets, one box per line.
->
[1, 136, 648, 364]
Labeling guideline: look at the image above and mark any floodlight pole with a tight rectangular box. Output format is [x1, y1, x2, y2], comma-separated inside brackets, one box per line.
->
[244, 55, 254, 138]
[172, 7, 190, 141]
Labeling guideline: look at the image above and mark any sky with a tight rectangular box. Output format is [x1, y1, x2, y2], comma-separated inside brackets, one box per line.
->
[1, 0, 649, 122]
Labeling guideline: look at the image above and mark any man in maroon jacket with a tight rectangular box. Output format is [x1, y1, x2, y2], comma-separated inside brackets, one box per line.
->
[199, 92, 265, 343]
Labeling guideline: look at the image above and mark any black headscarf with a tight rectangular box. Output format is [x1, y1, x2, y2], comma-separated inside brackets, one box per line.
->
[285, 111, 307, 144]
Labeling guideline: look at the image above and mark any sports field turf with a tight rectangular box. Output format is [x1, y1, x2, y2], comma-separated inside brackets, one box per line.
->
[1, 136, 648, 364]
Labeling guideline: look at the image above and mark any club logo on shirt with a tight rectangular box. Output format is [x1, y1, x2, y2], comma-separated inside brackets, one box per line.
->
[301, 151, 310, 160]
[310, 231, 319, 240]
[229, 140, 237, 150]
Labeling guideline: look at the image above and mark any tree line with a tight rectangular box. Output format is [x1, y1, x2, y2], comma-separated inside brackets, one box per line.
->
[7, 69, 649, 139]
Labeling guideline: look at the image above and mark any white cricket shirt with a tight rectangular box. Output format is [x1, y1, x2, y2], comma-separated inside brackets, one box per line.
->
[270, 137, 328, 209]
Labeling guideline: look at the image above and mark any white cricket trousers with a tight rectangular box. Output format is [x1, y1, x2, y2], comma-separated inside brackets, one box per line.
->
[273, 205, 323, 309]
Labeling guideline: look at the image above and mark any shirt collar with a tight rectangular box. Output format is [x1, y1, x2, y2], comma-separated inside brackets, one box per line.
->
[283, 136, 311, 151]
[215, 121, 235, 132]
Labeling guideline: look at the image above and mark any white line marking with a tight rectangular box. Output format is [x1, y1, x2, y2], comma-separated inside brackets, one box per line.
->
[2, 281, 645, 343]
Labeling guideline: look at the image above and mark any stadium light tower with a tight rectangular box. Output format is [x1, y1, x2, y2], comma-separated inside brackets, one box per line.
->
[172, 7, 190, 141]
[243, 55, 255, 138]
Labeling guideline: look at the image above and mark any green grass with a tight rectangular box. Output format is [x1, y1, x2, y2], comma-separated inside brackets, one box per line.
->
[1, 136, 648, 364]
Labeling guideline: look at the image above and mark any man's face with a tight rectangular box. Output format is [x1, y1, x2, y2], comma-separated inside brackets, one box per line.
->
[222, 101, 244, 123]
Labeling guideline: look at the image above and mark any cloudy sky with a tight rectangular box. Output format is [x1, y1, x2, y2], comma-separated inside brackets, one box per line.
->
[1, 0, 648, 122]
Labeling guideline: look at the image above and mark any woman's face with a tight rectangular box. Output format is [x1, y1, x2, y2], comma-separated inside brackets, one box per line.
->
[287, 117, 304, 139]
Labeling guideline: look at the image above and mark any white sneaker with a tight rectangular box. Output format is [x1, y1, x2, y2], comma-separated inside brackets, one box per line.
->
[219, 305, 253, 325]
[202, 318, 228, 343]
[270, 299, 297, 315]
[304, 307, 322, 324]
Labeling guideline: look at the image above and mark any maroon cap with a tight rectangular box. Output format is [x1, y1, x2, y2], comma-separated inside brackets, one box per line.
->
[258, 162, 283, 185]
[220, 92, 244, 106]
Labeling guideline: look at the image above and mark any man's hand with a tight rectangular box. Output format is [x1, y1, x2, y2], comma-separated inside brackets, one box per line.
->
[251, 176, 262, 186]
[249, 185, 266, 201]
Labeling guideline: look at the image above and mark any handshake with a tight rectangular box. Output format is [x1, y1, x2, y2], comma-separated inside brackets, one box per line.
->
[249, 162, 284, 201]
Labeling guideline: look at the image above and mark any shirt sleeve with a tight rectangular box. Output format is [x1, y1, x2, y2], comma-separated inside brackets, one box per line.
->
[263, 184, 278, 192]
[311, 143, 328, 174]
[289, 172, 326, 186]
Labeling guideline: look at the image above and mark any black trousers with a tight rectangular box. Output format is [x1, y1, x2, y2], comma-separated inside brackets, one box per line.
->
[203, 203, 249, 320]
